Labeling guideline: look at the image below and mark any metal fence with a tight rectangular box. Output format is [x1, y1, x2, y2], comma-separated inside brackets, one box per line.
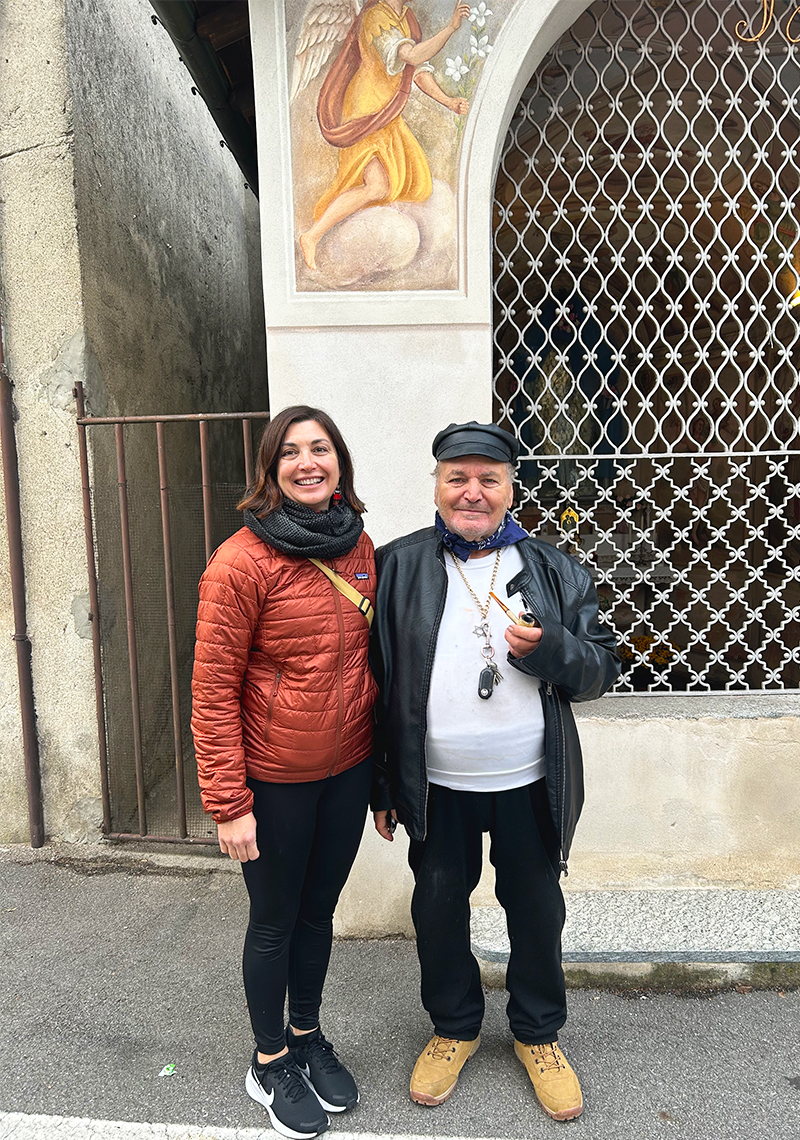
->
[492, 0, 800, 692]
[76, 381, 269, 841]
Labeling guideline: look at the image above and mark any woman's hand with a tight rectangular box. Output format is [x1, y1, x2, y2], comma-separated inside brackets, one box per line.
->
[450, 2, 472, 31]
[217, 812, 260, 862]
[448, 96, 470, 115]
[374, 809, 398, 842]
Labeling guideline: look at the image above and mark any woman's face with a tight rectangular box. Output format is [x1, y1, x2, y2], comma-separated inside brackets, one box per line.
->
[277, 420, 341, 512]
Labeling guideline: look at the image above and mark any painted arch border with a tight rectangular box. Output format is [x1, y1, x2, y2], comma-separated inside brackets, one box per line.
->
[252, 0, 593, 328]
[457, 0, 593, 322]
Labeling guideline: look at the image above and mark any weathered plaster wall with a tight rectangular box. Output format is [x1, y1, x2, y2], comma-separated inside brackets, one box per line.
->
[0, 0, 266, 844]
[571, 699, 800, 890]
[0, 0, 94, 843]
[64, 0, 266, 837]
[66, 0, 265, 419]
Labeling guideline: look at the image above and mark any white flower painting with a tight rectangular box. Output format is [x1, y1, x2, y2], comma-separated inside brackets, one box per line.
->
[469, 3, 494, 29]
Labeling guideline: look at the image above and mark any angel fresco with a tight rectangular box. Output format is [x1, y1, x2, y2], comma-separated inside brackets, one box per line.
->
[291, 0, 472, 280]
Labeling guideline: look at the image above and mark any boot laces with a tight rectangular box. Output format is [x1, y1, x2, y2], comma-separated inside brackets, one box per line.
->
[429, 1036, 458, 1062]
[532, 1043, 564, 1073]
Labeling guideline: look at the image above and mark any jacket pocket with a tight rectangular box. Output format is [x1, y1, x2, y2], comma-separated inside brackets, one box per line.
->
[264, 670, 282, 745]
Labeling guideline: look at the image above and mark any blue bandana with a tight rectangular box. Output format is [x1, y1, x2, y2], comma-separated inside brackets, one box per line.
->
[435, 511, 528, 562]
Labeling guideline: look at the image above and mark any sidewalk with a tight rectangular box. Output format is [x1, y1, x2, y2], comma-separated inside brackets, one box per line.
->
[2, 848, 799, 1140]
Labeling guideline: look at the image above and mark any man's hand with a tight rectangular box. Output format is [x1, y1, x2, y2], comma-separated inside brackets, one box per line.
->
[374, 809, 398, 842]
[217, 812, 260, 862]
[505, 619, 543, 659]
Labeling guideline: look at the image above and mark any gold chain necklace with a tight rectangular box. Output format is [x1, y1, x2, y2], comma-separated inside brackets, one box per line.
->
[448, 549, 504, 699]
[448, 548, 502, 623]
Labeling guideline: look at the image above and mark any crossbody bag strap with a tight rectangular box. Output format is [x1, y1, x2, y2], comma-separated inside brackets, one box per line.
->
[308, 558, 374, 628]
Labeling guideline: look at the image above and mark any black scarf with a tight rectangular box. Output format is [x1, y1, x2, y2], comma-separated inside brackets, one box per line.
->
[244, 499, 363, 560]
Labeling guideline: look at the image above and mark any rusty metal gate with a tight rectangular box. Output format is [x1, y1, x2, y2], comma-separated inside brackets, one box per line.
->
[75, 381, 269, 842]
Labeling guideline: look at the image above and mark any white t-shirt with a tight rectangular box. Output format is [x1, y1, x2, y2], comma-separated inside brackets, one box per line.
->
[425, 544, 545, 792]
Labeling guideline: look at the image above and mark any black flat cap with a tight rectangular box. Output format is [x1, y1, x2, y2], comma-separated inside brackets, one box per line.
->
[432, 421, 520, 464]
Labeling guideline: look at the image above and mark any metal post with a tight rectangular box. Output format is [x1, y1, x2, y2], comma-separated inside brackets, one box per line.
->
[115, 424, 147, 835]
[199, 419, 213, 562]
[156, 421, 187, 837]
[74, 382, 112, 834]
[0, 318, 44, 847]
[242, 417, 254, 490]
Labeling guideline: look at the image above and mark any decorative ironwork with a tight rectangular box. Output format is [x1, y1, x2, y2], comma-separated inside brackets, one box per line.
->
[735, 0, 800, 43]
[492, 0, 800, 693]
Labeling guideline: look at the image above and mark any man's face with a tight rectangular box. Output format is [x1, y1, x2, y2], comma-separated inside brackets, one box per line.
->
[434, 456, 514, 543]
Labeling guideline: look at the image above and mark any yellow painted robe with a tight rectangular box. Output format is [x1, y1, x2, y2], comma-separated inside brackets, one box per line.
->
[314, 2, 433, 220]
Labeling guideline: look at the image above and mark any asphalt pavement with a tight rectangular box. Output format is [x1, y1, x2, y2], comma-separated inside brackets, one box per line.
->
[2, 849, 800, 1140]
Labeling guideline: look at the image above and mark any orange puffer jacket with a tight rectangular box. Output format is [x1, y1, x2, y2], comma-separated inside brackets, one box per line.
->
[191, 526, 377, 823]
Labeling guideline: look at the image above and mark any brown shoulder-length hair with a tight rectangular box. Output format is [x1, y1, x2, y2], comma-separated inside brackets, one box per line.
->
[238, 405, 366, 518]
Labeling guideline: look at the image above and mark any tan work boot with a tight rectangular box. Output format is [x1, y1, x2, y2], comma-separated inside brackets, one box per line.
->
[409, 1034, 480, 1105]
[514, 1040, 583, 1120]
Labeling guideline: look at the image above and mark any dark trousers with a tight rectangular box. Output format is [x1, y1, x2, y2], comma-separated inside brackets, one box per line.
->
[408, 778, 567, 1046]
[241, 759, 371, 1053]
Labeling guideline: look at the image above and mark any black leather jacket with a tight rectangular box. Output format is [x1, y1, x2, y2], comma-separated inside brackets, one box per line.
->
[370, 528, 621, 870]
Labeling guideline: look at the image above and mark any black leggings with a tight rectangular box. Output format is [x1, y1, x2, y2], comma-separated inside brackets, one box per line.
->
[241, 759, 372, 1054]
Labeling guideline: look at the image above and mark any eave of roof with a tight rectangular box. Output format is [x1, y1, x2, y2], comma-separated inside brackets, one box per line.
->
[150, 0, 258, 196]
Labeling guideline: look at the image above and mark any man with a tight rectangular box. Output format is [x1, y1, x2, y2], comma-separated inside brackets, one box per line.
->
[371, 421, 619, 1121]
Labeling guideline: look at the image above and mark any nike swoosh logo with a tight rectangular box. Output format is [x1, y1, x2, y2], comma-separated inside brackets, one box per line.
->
[300, 1064, 311, 1077]
[252, 1071, 275, 1106]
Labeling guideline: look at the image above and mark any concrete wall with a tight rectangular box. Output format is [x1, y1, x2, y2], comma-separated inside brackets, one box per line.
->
[65, 0, 266, 837]
[0, 0, 94, 844]
[572, 697, 800, 891]
[66, 0, 265, 419]
[0, 0, 266, 843]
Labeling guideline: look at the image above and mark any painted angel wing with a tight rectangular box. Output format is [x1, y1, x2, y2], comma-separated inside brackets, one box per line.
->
[290, 0, 362, 103]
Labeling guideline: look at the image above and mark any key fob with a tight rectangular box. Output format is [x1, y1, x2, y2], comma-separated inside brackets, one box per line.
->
[478, 666, 496, 700]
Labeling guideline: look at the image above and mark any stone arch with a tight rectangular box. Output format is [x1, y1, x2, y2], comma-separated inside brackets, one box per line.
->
[459, 0, 594, 311]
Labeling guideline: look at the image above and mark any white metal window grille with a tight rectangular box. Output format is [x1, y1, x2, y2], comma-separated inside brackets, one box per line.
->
[492, 0, 800, 693]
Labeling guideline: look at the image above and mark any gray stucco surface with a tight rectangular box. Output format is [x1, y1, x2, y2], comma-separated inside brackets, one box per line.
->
[65, 0, 265, 419]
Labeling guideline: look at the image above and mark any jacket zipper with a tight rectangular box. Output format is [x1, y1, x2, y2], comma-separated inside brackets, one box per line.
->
[264, 670, 282, 745]
[521, 581, 568, 875]
[419, 549, 449, 840]
[331, 588, 345, 774]
[547, 679, 569, 876]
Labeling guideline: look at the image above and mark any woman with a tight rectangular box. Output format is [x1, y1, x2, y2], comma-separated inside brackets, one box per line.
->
[299, 0, 470, 270]
[191, 406, 377, 1139]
